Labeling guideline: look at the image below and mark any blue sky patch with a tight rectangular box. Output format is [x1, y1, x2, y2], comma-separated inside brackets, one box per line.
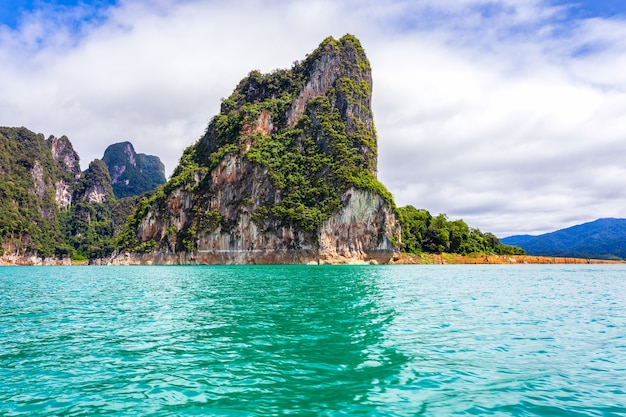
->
[550, 0, 626, 19]
[0, 0, 117, 29]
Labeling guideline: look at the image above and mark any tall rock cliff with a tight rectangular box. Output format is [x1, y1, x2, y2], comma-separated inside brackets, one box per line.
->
[117, 35, 400, 264]
[48, 134, 81, 209]
[102, 141, 166, 199]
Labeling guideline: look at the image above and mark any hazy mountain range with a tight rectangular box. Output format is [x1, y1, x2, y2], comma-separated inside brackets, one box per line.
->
[502, 218, 626, 260]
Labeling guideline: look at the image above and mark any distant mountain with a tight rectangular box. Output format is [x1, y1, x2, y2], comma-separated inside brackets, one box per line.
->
[501, 218, 626, 260]
[102, 142, 166, 199]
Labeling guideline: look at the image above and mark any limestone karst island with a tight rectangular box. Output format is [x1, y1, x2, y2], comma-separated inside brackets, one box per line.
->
[0, 35, 524, 265]
[115, 35, 399, 265]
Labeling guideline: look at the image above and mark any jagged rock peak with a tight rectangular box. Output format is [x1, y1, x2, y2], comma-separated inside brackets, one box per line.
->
[103, 142, 137, 184]
[102, 141, 166, 199]
[197, 34, 377, 175]
[48, 135, 81, 178]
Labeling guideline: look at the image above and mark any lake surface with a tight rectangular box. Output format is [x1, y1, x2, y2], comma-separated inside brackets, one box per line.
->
[1, 265, 625, 416]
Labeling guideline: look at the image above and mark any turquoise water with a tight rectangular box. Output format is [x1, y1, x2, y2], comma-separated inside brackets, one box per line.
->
[1, 265, 625, 416]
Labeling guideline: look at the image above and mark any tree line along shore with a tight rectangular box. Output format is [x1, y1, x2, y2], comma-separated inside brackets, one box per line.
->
[392, 253, 625, 264]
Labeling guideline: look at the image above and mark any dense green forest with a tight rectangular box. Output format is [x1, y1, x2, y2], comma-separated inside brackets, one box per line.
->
[398, 205, 525, 256]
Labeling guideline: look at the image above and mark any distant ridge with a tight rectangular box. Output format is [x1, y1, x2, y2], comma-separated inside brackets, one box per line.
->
[102, 142, 166, 199]
[501, 218, 626, 260]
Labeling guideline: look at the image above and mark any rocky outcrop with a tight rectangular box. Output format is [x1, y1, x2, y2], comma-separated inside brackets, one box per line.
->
[49, 135, 81, 179]
[115, 34, 400, 265]
[47, 135, 81, 209]
[83, 184, 107, 203]
[0, 254, 71, 266]
[30, 160, 46, 199]
[287, 52, 342, 126]
[318, 188, 397, 264]
[75, 159, 114, 203]
[118, 185, 395, 265]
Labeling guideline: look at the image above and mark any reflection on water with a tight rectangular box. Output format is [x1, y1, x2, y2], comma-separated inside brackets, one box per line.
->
[1, 266, 409, 415]
[171, 266, 409, 415]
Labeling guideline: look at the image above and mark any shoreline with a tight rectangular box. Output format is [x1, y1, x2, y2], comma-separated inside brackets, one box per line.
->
[391, 253, 625, 265]
[1, 253, 624, 266]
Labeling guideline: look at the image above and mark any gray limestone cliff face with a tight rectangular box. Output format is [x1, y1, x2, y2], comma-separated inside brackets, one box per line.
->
[49, 135, 81, 178]
[55, 179, 72, 209]
[75, 159, 114, 204]
[30, 160, 46, 199]
[128, 159, 396, 264]
[287, 52, 342, 126]
[48, 135, 81, 209]
[318, 188, 397, 263]
[116, 35, 399, 265]
[82, 184, 107, 203]
[285, 40, 377, 176]
[134, 154, 315, 263]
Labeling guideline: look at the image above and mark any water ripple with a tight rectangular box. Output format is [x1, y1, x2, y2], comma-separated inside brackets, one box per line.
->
[1, 265, 625, 415]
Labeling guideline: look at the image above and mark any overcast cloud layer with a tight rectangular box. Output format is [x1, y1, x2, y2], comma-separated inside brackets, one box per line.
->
[2, 0, 626, 237]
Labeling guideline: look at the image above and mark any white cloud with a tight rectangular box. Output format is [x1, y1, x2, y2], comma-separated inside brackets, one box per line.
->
[2, 0, 626, 237]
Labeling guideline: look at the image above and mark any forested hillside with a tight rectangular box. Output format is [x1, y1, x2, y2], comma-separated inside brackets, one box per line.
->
[0, 127, 161, 261]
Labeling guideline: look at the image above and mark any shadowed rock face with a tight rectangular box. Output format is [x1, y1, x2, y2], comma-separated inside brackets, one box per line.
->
[102, 141, 166, 199]
[117, 35, 399, 265]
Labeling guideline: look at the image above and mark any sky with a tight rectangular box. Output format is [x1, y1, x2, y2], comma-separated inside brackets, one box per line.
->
[2, 0, 626, 237]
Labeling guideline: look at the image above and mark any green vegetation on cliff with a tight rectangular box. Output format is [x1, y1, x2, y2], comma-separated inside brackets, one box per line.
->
[0, 127, 73, 257]
[398, 205, 525, 256]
